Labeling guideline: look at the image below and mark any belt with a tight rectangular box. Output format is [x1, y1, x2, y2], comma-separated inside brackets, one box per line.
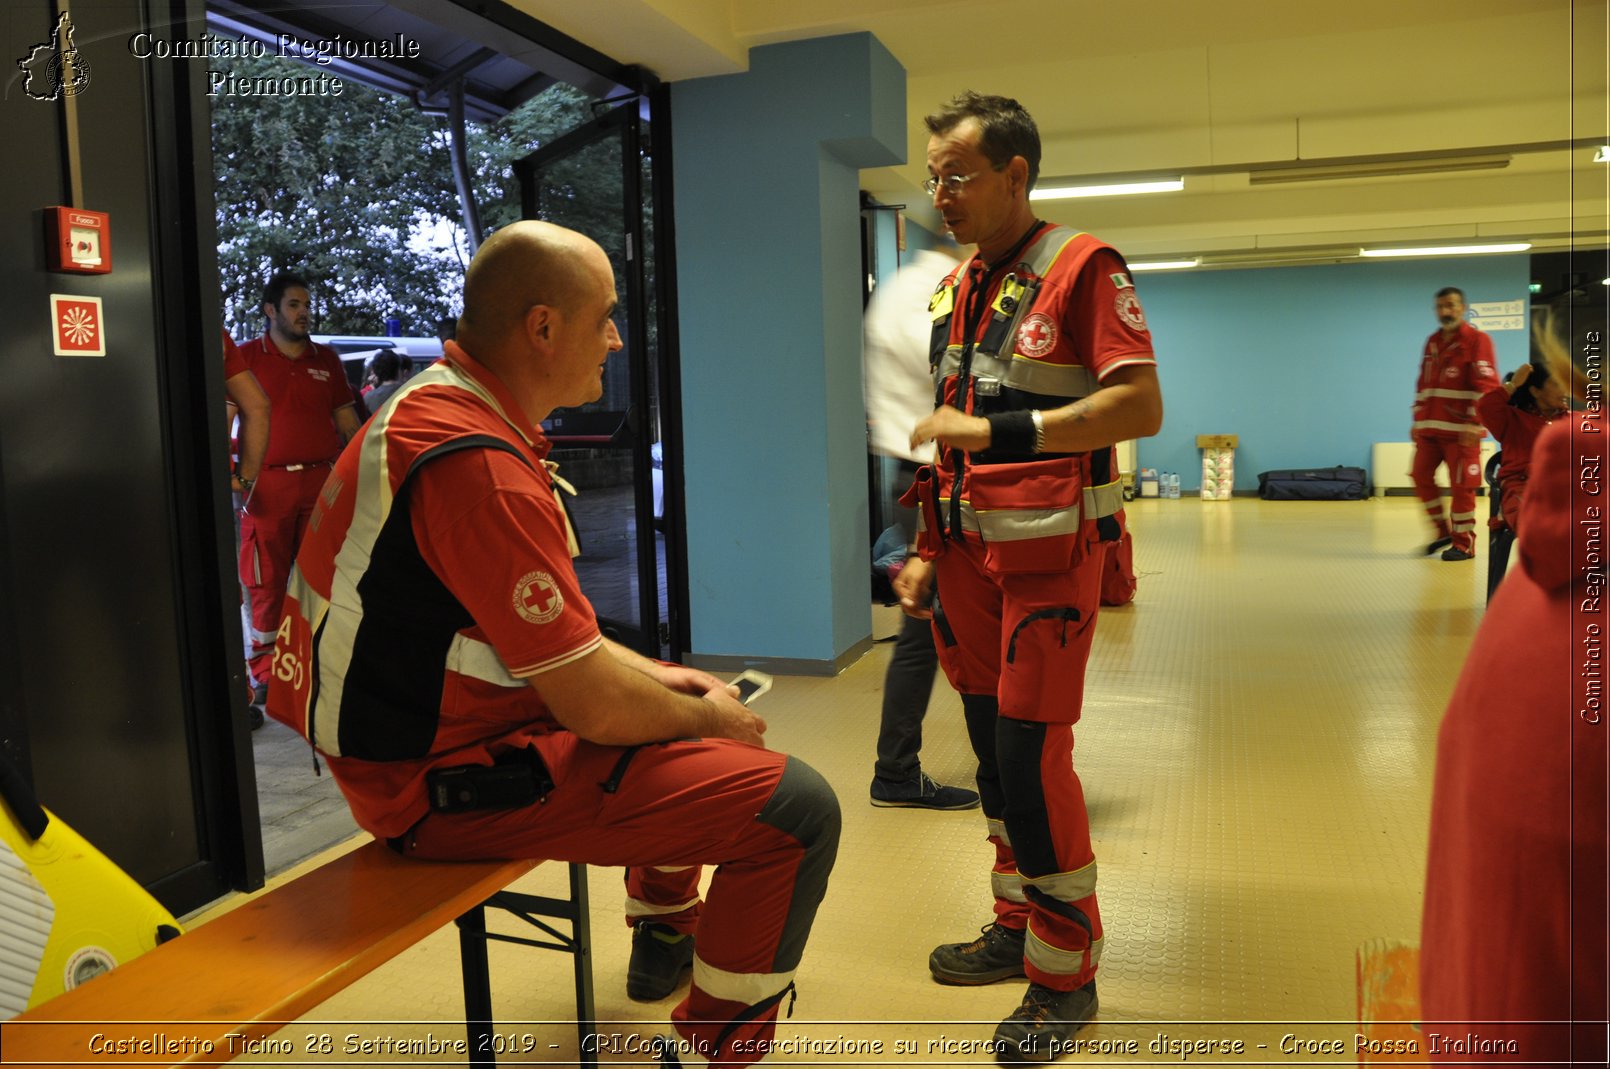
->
[267, 460, 335, 472]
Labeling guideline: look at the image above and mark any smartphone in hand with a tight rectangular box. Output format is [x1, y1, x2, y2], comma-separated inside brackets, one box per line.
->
[730, 670, 774, 706]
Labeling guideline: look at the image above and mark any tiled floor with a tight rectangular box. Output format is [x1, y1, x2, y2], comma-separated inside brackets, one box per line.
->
[225, 495, 1490, 1065]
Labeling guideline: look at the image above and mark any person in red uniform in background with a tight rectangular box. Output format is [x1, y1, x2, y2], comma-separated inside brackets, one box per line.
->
[1410, 287, 1500, 561]
[895, 92, 1162, 1062]
[222, 329, 271, 725]
[237, 273, 361, 703]
[1474, 362, 1567, 535]
[268, 222, 839, 1067]
[223, 330, 269, 498]
[1420, 325, 1606, 1066]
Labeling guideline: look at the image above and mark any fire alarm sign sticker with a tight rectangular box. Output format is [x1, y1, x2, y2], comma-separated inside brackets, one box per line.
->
[50, 294, 105, 357]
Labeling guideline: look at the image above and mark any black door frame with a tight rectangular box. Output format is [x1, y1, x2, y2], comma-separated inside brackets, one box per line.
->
[513, 99, 680, 657]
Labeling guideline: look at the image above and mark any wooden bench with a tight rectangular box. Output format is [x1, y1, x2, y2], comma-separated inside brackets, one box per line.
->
[2, 840, 596, 1068]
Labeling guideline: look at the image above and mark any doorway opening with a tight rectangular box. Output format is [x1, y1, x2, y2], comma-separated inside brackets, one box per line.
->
[205, 0, 683, 875]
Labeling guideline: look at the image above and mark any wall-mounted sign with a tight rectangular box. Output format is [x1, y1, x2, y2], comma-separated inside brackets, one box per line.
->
[1468, 299, 1525, 332]
[50, 294, 105, 356]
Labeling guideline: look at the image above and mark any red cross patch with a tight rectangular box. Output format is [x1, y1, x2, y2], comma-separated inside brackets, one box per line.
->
[1016, 312, 1057, 357]
[1116, 292, 1148, 332]
[513, 570, 564, 625]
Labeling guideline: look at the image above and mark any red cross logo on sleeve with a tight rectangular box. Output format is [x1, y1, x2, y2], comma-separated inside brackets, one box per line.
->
[513, 570, 565, 624]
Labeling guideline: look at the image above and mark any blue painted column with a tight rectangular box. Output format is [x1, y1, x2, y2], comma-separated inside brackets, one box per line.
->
[672, 34, 905, 670]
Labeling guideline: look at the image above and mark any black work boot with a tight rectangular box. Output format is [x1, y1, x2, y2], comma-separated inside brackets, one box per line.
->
[626, 922, 695, 1001]
[929, 922, 1026, 984]
[992, 980, 1099, 1063]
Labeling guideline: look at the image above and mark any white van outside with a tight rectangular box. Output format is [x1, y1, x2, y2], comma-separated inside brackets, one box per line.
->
[312, 335, 444, 389]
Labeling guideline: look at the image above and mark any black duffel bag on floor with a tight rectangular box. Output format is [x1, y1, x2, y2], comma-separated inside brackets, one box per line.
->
[1257, 466, 1368, 500]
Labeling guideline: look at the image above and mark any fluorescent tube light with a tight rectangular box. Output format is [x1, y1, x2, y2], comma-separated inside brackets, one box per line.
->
[1029, 178, 1183, 201]
[1359, 243, 1531, 258]
[1249, 154, 1509, 184]
[1129, 259, 1200, 271]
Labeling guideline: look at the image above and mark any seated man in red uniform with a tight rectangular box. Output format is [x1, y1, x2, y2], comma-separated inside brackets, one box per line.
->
[236, 273, 362, 702]
[267, 221, 840, 1067]
[1410, 287, 1499, 561]
[895, 91, 1162, 1062]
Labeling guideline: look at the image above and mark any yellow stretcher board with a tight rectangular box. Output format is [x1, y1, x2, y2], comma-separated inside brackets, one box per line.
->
[0, 758, 182, 1017]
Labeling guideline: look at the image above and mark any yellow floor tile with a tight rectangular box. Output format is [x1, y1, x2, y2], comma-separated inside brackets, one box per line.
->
[222, 496, 1487, 1066]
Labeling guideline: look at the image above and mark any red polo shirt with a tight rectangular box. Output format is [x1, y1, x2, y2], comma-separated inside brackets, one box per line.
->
[237, 332, 353, 465]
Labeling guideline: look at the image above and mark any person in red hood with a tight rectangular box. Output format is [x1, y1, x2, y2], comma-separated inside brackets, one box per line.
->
[1421, 323, 1607, 1066]
[1475, 361, 1568, 534]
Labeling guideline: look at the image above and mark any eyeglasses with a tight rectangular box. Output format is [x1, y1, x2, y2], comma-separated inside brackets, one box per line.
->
[923, 172, 981, 196]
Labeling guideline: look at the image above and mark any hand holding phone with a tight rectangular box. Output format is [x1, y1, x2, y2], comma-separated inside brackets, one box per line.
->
[730, 669, 773, 706]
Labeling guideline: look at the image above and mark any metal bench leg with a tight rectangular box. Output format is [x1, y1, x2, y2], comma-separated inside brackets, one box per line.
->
[570, 863, 597, 1068]
[457, 904, 496, 1068]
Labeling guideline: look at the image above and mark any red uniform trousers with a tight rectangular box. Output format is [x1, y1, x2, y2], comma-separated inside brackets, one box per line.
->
[931, 533, 1104, 991]
[1411, 437, 1482, 553]
[239, 463, 334, 684]
[396, 735, 839, 1066]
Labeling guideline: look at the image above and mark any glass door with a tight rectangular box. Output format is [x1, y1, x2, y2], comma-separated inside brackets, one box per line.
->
[515, 103, 668, 655]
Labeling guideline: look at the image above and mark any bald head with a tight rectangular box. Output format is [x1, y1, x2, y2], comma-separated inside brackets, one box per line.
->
[459, 221, 603, 349]
[454, 220, 623, 423]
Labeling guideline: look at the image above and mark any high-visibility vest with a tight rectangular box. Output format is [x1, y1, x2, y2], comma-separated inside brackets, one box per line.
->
[269, 355, 555, 763]
[913, 224, 1125, 569]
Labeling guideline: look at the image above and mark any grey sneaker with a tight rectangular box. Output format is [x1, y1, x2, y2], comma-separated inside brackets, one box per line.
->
[1441, 546, 1475, 561]
[870, 772, 980, 810]
[930, 921, 1026, 984]
[1424, 535, 1454, 556]
[992, 981, 1099, 1063]
[627, 922, 694, 1001]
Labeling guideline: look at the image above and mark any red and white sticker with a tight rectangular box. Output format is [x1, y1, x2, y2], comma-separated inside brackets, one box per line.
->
[50, 293, 104, 356]
[513, 570, 564, 625]
[1016, 312, 1058, 357]
[1115, 291, 1148, 332]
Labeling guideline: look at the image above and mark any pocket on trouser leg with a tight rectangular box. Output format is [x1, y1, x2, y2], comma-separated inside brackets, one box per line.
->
[1000, 607, 1094, 722]
[238, 520, 261, 588]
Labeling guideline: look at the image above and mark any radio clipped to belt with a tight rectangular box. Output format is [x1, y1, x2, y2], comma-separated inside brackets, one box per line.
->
[426, 745, 554, 814]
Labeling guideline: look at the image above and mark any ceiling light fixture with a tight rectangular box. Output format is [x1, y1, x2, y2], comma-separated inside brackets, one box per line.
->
[1359, 243, 1532, 258]
[1249, 154, 1511, 184]
[1029, 178, 1183, 201]
[1128, 259, 1200, 271]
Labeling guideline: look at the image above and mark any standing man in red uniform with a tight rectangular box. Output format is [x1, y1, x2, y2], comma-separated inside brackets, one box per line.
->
[237, 273, 361, 702]
[1410, 287, 1499, 561]
[268, 222, 839, 1066]
[894, 92, 1162, 1061]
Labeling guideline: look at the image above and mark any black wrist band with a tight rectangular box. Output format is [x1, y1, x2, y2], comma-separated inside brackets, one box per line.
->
[986, 410, 1036, 453]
